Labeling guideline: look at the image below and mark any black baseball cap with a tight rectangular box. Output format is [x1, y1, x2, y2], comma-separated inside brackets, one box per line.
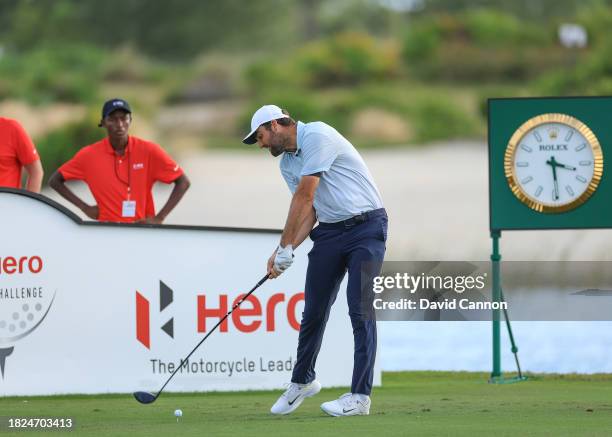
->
[98, 98, 132, 126]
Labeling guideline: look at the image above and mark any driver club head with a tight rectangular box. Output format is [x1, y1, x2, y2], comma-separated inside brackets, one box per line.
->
[133, 391, 157, 404]
[132, 275, 270, 406]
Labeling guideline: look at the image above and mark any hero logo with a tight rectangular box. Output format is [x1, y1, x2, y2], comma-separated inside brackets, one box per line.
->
[197, 292, 303, 333]
[135, 281, 304, 350]
[0, 255, 54, 380]
[136, 281, 174, 349]
[0, 256, 43, 275]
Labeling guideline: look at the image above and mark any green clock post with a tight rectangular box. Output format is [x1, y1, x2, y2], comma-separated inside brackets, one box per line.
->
[488, 96, 609, 382]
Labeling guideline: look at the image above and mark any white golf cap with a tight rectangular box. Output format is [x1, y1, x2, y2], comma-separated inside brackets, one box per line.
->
[242, 104, 289, 144]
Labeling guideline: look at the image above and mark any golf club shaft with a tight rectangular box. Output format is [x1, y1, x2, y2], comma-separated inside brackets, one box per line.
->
[154, 273, 270, 399]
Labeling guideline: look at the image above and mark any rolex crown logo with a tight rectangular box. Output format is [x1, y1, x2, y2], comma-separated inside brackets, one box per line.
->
[547, 127, 559, 140]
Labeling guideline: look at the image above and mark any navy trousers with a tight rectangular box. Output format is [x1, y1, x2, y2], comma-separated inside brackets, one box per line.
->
[291, 208, 387, 395]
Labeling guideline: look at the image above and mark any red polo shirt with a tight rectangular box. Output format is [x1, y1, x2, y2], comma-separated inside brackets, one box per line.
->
[0, 117, 40, 188]
[59, 136, 184, 222]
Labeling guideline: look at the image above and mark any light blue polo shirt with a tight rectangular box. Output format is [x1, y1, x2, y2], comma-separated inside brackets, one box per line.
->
[280, 121, 383, 223]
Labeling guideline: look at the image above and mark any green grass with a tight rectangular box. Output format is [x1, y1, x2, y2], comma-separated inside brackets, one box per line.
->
[1, 372, 611, 436]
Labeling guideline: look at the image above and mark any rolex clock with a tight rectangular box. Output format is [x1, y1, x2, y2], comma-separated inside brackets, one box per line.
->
[504, 113, 604, 213]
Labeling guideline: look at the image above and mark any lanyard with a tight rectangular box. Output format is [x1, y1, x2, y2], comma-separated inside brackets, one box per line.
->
[113, 145, 132, 200]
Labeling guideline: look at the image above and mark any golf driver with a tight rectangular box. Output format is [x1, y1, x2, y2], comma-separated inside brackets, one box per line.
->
[134, 273, 270, 404]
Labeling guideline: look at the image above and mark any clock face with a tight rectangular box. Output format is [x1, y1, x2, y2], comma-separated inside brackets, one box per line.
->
[504, 113, 604, 213]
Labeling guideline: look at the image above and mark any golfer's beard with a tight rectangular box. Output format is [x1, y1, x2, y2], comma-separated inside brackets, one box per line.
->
[269, 143, 284, 157]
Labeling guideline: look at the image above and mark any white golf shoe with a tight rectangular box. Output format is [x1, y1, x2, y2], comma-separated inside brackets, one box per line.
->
[320, 393, 371, 417]
[270, 380, 322, 415]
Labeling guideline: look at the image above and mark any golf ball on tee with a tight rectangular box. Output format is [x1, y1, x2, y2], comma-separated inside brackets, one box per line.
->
[174, 409, 183, 418]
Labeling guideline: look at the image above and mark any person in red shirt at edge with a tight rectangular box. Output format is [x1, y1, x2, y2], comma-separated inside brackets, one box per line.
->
[0, 117, 44, 192]
[49, 98, 190, 224]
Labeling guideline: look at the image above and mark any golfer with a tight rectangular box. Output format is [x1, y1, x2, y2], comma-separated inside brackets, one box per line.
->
[49, 98, 190, 223]
[243, 105, 387, 416]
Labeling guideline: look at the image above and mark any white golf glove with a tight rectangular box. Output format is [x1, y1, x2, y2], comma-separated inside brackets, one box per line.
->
[273, 245, 294, 273]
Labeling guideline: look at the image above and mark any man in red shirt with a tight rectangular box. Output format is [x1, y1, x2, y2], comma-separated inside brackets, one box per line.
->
[49, 98, 190, 223]
[0, 117, 43, 192]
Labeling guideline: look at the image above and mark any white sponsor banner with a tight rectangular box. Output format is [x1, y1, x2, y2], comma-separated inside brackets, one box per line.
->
[0, 189, 381, 395]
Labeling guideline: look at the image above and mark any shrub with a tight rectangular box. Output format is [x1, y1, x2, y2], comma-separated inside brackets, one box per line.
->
[296, 32, 400, 87]
[411, 42, 579, 83]
[243, 33, 400, 92]
[403, 20, 442, 62]
[403, 11, 556, 82]
[412, 98, 479, 142]
[102, 47, 168, 84]
[0, 44, 105, 104]
[533, 40, 611, 95]
[36, 114, 102, 184]
[243, 59, 305, 94]
[463, 9, 547, 47]
[576, 4, 612, 47]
